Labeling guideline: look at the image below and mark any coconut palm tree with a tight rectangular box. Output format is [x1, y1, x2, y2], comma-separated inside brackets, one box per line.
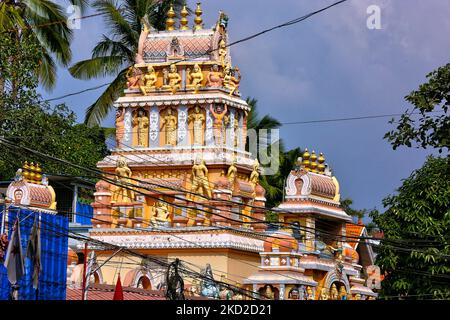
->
[69, 0, 184, 126]
[0, 0, 88, 90]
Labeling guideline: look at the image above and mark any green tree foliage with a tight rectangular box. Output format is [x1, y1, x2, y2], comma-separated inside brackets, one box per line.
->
[0, 0, 87, 89]
[385, 63, 450, 153]
[0, 33, 109, 180]
[69, 0, 185, 126]
[370, 156, 450, 299]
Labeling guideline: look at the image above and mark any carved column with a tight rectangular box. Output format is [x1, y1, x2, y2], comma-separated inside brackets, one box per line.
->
[305, 216, 315, 252]
[237, 111, 244, 150]
[227, 109, 235, 149]
[149, 106, 160, 148]
[177, 105, 188, 146]
[124, 107, 133, 147]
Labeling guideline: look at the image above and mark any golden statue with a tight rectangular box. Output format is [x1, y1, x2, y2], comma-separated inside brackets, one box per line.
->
[115, 107, 125, 147]
[263, 285, 274, 300]
[140, 65, 158, 95]
[112, 157, 134, 203]
[207, 64, 223, 87]
[227, 158, 237, 187]
[152, 200, 171, 223]
[249, 159, 260, 189]
[209, 104, 228, 145]
[223, 64, 241, 96]
[353, 293, 362, 300]
[318, 287, 329, 300]
[339, 286, 348, 300]
[218, 39, 227, 67]
[133, 109, 149, 147]
[187, 63, 204, 94]
[165, 64, 181, 94]
[191, 158, 212, 198]
[330, 284, 339, 300]
[306, 286, 315, 300]
[161, 108, 178, 146]
[188, 106, 205, 145]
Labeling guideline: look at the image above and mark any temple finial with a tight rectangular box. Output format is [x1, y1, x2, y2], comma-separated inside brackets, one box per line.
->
[180, 3, 189, 30]
[166, 4, 176, 31]
[193, 2, 203, 31]
[302, 148, 310, 171]
[310, 150, 318, 173]
[318, 152, 326, 173]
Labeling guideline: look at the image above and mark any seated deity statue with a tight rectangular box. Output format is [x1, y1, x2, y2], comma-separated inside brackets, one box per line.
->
[164, 64, 181, 94]
[330, 284, 339, 300]
[152, 201, 170, 223]
[207, 64, 223, 87]
[187, 63, 204, 94]
[140, 65, 158, 95]
[126, 66, 143, 90]
[223, 63, 241, 96]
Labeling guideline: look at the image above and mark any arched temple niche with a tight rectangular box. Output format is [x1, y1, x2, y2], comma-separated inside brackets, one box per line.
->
[159, 107, 178, 147]
[258, 284, 279, 300]
[132, 107, 149, 148]
[323, 270, 350, 300]
[123, 267, 156, 290]
[188, 105, 206, 146]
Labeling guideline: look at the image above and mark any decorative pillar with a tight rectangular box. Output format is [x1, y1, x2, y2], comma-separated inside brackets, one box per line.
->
[177, 106, 188, 146]
[253, 284, 258, 299]
[149, 106, 160, 148]
[227, 109, 235, 149]
[205, 105, 214, 146]
[124, 107, 133, 147]
[279, 284, 285, 300]
[305, 216, 316, 252]
[237, 111, 244, 150]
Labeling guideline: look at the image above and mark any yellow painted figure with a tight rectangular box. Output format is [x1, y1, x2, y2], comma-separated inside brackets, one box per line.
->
[223, 64, 241, 96]
[140, 66, 158, 95]
[218, 39, 227, 67]
[112, 157, 134, 203]
[133, 109, 149, 147]
[207, 64, 223, 87]
[161, 108, 178, 146]
[188, 106, 205, 145]
[227, 158, 237, 186]
[339, 286, 348, 300]
[166, 64, 181, 94]
[330, 284, 339, 300]
[187, 63, 204, 94]
[249, 159, 260, 189]
[191, 159, 212, 198]
[152, 200, 171, 223]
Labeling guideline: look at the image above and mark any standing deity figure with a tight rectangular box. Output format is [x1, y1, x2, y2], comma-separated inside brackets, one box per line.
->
[249, 159, 260, 189]
[218, 39, 227, 67]
[223, 64, 241, 96]
[162, 67, 170, 86]
[306, 286, 315, 300]
[188, 106, 205, 145]
[318, 287, 329, 300]
[140, 66, 158, 95]
[112, 157, 134, 203]
[233, 117, 240, 148]
[165, 64, 181, 94]
[263, 285, 275, 300]
[116, 107, 125, 147]
[330, 284, 339, 300]
[207, 64, 223, 87]
[227, 158, 237, 187]
[339, 286, 347, 300]
[187, 63, 204, 94]
[353, 293, 362, 300]
[152, 200, 171, 223]
[126, 66, 143, 89]
[209, 104, 228, 146]
[133, 109, 149, 147]
[191, 158, 212, 198]
[161, 108, 178, 146]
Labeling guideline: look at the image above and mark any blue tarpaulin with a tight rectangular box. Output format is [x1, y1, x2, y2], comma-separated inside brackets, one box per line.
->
[0, 206, 68, 300]
[75, 202, 93, 226]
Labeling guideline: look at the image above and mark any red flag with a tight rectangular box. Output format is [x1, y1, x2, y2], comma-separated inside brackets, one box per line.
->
[113, 274, 124, 300]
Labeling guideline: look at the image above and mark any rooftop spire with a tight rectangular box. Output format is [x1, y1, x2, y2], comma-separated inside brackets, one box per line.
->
[180, 3, 189, 30]
[166, 4, 176, 31]
[193, 2, 203, 31]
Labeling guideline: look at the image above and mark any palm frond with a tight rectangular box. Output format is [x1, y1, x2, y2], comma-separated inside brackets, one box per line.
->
[69, 56, 126, 80]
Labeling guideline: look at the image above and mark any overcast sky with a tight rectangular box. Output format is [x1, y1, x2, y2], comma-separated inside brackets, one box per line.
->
[42, 0, 450, 215]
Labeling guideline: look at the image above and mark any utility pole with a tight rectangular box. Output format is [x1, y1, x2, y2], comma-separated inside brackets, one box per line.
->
[81, 242, 87, 300]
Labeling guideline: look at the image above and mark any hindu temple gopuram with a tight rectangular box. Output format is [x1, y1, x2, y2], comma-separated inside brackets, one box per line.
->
[77, 3, 377, 300]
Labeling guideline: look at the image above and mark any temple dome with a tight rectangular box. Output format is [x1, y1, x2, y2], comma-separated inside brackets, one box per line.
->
[263, 231, 298, 253]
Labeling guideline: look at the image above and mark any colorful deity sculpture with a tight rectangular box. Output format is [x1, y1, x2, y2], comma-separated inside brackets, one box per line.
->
[126, 66, 143, 89]
[306, 286, 315, 300]
[191, 158, 212, 198]
[200, 264, 219, 299]
[218, 39, 227, 67]
[223, 64, 241, 96]
[263, 285, 275, 300]
[330, 284, 339, 300]
[161, 108, 178, 146]
[249, 159, 260, 189]
[207, 64, 223, 87]
[187, 63, 204, 94]
[115, 107, 125, 147]
[188, 106, 205, 145]
[133, 109, 149, 147]
[209, 104, 228, 146]
[339, 286, 348, 300]
[152, 200, 171, 223]
[318, 287, 329, 300]
[227, 158, 237, 187]
[140, 65, 158, 95]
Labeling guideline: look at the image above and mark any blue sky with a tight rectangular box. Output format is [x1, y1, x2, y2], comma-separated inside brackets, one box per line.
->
[41, 0, 450, 215]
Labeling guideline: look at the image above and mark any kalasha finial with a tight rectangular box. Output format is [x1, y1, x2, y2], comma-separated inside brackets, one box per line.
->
[310, 151, 318, 173]
[166, 4, 176, 31]
[35, 163, 42, 184]
[29, 162, 36, 183]
[180, 3, 189, 30]
[193, 2, 203, 31]
[318, 152, 326, 173]
[302, 148, 310, 171]
[22, 161, 30, 182]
